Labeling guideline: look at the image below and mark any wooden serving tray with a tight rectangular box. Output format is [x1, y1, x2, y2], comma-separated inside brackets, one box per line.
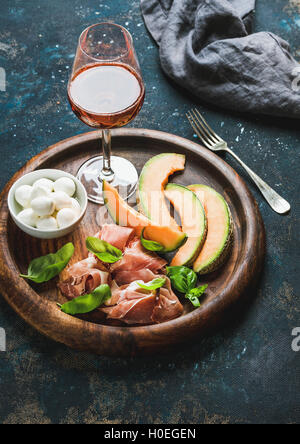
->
[0, 129, 265, 357]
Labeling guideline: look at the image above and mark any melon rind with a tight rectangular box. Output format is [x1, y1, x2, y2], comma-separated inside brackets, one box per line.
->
[165, 183, 207, 267]
[138, 153, 186, 229]
[188, 185, 233, 275]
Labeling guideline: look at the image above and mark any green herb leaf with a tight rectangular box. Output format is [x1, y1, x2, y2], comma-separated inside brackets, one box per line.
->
[166, 266, 197, 294]
[140, 229, 165, 252]
[20, 243, 75, 283]
[59, 284, 111, 315]
[185, 285, 208, 308]
[137, 277, 166, 291]
[86, 237, 122, 264]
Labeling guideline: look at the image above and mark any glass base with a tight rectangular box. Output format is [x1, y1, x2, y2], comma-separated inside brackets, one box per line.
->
[77, 155, 138, 204]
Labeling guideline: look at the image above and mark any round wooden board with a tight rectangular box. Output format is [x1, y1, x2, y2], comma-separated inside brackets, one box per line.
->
[0, 129, 265, 357]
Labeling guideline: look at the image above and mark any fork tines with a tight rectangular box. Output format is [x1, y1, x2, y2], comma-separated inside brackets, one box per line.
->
[186, 109, 224, 149]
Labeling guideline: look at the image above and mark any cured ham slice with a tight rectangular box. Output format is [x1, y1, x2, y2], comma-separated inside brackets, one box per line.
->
[93, 225, 166, 280]
[103, 280, 150, 307]
[58, 224, 183, 325]
[101, 278, 183, 325]
[58, 256, 109, 299]
[152, 278, 184, 323]
[111, 239, 167, 279]
[102, 295, 157, 325]
[68, 256, 108, 274]
[98, 224, 135, 251]
[113, 268, 158, 286]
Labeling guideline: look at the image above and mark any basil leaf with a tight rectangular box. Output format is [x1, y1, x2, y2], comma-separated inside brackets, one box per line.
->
[166, 266, 197, 294]
[20, 243, 74, 283]
[185, 285, 208, 308]
[86, 237, 122, 264]
[137, 277, 166, 291]
[140, 229, 165, 252]
[185, 293, 201, 308]
[59, 284, 111, 315]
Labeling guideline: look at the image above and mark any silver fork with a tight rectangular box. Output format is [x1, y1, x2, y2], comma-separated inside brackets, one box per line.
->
[186, 109, 290, 215]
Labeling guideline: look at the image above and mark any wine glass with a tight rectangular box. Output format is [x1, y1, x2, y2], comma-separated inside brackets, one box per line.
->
[68, 23, 145, 204]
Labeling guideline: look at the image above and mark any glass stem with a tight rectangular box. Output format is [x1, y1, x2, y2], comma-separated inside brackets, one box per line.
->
[101, 129, 114, 181]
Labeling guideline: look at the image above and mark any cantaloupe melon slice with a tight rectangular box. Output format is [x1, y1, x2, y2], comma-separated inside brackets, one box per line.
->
[138, 153, 186, 229]
[103, 180, 186, 252]
[188, 185, 233, 274]
[164, 184, 207, 266]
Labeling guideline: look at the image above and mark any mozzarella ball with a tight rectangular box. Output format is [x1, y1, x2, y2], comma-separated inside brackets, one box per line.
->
[53, 177, 76, 197]
[70, 198, 81, 216]
[57, 208, 77, 228]
[18, 208, 38, 227]
[52, 191, 72, 211]
[30, 185, 50, 202]
[31, 197, 55, 217]
[15, 185, 33, 208]
[36, 216, 58, 231]
[33, 178, 54, 192]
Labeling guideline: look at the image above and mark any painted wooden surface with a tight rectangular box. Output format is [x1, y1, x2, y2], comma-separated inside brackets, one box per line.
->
[0, 0, 299, 424]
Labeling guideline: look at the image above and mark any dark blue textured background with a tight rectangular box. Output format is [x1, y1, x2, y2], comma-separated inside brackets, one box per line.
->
[0, 0, 299, 424]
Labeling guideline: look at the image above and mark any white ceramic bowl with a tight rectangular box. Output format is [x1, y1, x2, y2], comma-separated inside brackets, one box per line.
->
[8, 169, 88, 239]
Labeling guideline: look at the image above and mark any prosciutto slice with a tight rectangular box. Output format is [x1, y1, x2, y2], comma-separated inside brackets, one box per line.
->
[111, 239, 167, 284]
[152, 278, 184, 323]
[101, 277, 183, 325]
[102, 295, 157, 325]
[58, 256, 109, 299]
[92, 225, 166, 285]
[98, 224, 135, 251]
[114, 268, 158, 286]
[58, 224, 183, 324]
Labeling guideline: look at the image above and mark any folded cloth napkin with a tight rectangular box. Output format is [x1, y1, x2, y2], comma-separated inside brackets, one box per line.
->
[141, 0, 300, 118]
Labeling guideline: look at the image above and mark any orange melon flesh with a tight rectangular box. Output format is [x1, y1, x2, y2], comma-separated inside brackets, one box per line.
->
[138, 153, 186, 229]
[142, 224, 186, 252]
[188, 185, 232, 274]
[165, 184, 207, 266]
[103, 180, 186, 252]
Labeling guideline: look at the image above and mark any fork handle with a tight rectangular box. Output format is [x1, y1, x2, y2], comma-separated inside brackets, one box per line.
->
[225, 147, 290, 214]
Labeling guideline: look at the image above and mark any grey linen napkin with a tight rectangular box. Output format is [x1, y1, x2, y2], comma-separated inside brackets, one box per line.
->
[141, 0, 300, 118]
